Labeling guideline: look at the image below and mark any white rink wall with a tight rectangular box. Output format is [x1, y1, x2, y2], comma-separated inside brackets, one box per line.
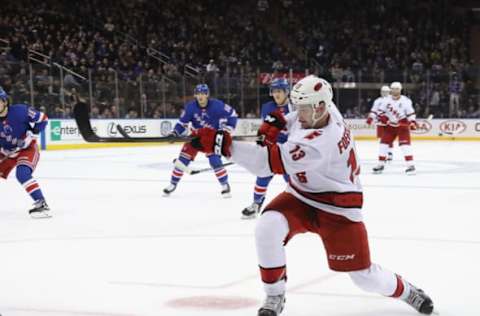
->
[41, 118, 480, 150]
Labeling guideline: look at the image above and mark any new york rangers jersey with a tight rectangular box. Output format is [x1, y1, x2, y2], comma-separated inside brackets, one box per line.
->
[174, 98, 238, 135]
[261, 101, 293, 144]
[260, 101, 292, 119]
[0, 104, 48, 157]
[378, 95, 415, 126]
[231, 110, 363, 222]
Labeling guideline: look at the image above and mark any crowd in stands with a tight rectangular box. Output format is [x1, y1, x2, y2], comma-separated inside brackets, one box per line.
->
[0, 0, 478, 119]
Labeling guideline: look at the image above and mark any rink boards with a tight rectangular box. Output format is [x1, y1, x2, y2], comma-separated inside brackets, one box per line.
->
[40, 118, 480, 150]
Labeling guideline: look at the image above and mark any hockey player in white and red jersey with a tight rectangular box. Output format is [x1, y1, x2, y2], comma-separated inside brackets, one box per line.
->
[190, 75, 434, 316]
[373, 82, 417, 175]
[367, 85, 394, 160]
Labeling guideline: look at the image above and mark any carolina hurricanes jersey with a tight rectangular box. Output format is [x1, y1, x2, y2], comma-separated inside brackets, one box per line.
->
[231, 109, 363, 222]
[368, 96, 388, 122]
[378, 95, 415, 126]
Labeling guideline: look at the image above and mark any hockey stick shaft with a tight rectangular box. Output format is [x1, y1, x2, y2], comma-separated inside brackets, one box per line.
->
[75, 100, 258, 143]
[116, 124, 258, 142]
[173, 159, 235, 175]
[74, 101, 192, 143]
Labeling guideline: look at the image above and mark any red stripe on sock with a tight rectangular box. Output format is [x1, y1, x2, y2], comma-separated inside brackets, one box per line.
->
[254, 186, 267, 193]
[390, 275, 405, 298]
[173, 170, 183, 177]
[260, 265, 287, 284]
[26, 183, 39, 193]
[216, 170, 227, 178]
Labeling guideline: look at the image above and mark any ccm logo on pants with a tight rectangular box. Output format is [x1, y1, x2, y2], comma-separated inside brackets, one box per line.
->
[329, 254, 356, 261]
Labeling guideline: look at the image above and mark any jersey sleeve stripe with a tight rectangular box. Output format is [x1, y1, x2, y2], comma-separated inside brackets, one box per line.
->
[267, 144, 286, 174]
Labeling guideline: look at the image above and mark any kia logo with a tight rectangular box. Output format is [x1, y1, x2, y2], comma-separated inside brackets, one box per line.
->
[439, 120, 467, 134]
[411, 120, 432, 134]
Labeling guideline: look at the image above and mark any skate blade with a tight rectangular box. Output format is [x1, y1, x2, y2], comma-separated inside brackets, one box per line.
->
[406, 171, 416, 176]
[30, 211, 52, 219]
[221, 193, 232, 199]
[241, 214, 257, 220]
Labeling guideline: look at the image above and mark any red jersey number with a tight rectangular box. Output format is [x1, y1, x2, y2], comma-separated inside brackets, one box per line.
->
[289, 145, 305, 161]
[296, 171, 308, 183]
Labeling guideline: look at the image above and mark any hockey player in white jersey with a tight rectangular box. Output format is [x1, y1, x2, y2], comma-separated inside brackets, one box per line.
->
[373, 82, 417, 175]
[190, 75, 434, 316]
[367, 85, 394, 160]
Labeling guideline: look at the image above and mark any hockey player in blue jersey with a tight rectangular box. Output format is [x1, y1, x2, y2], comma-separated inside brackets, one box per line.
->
[241, 78, 292, 219]
[0, 87, 50, 218]
[163, 84, 238, 197]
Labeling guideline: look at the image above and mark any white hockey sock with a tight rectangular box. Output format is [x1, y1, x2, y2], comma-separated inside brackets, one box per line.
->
[255, 211, 289, 296]
[378, 143, 389, 162]
[400, 145, 414, 166]
[349, 263, 400, 297]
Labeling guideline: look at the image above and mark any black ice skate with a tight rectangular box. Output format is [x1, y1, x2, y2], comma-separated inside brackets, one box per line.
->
[258, 294, 286, 316]
[405, 165, 416, 175]
[29, 200, 51, 218]
[221, 183, 231, 198]
[163, 183, 177, 196]
[241, 201, 262, 219]
[372, 164, 385, 174]
[402, 283, 434, 315]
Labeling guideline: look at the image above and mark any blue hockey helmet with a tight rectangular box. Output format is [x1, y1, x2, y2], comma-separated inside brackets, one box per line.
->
[269, 78, 290, 95]
[194, 83, 210, 96]
[0, 86, 8, 102]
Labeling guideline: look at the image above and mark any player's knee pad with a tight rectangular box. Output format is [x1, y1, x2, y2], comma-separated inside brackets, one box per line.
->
[255, 211, 289, 245]
[16, 164, 33, 183]
[207, 154, 223, 168]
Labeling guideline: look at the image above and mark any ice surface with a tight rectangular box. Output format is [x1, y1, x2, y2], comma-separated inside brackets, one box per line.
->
[1, 141, 479, 316]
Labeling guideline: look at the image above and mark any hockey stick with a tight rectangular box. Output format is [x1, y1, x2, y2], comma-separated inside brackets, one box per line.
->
[173, 158, 235, 175]
[73, 101, 190, 143]
[116, 123, 259, 142]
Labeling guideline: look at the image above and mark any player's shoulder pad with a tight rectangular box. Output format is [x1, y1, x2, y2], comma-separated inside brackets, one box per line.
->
[185, 100, 197, 110]
[209, 98, 224, 106]
[10, 103, 29, 110]
[9, 103, 29, 115]
[261, 100, 276, 110]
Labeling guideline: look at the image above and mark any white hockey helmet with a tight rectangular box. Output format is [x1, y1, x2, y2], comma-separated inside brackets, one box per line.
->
[380, 85, 390, 97]
[390, 82, 402, 90]
[290, 75, 333, 109]
[290, 75, 333, 125]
